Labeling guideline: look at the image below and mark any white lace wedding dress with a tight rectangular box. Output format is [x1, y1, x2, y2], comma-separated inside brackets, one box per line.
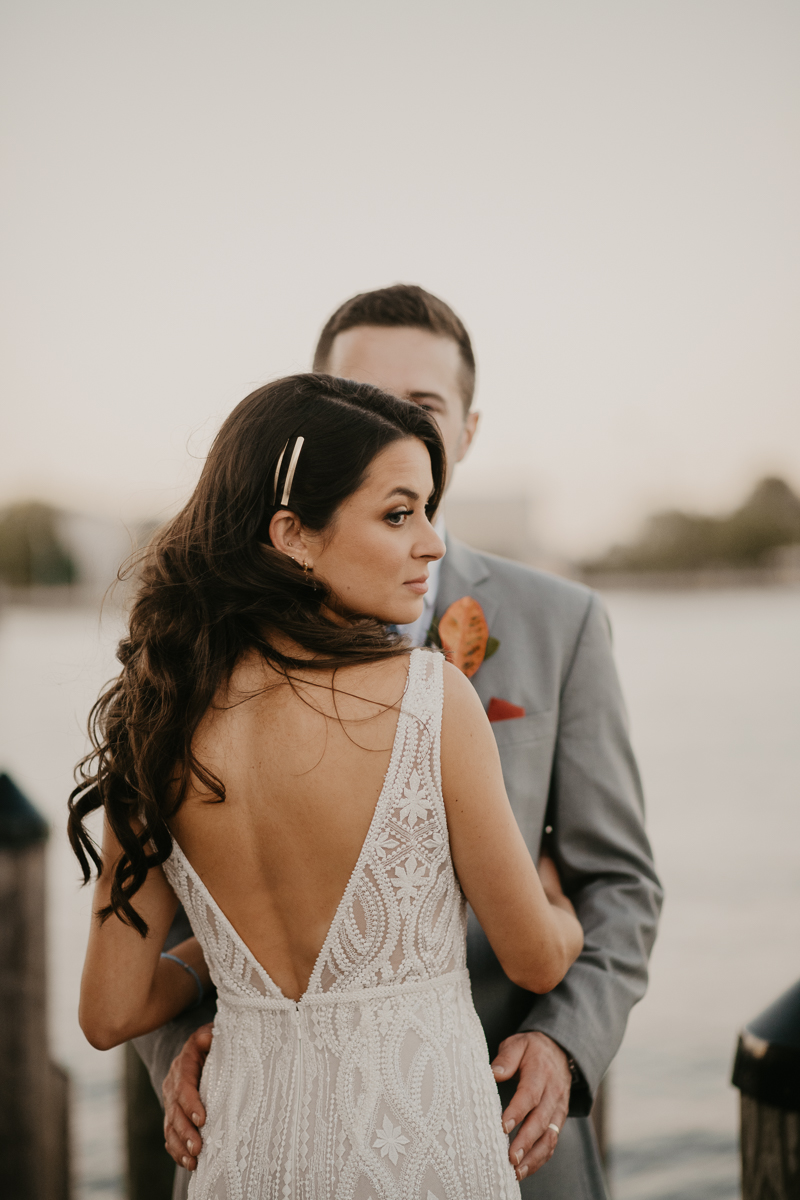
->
[163, 648, 520, 1200]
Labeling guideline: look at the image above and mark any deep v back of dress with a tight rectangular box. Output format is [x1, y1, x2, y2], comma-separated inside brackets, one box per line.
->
[163, 648, 519, 1200]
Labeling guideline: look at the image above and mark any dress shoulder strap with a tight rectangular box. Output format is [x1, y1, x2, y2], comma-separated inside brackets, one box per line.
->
[400, 647, 445, 799]
[404, 646, 445, 728]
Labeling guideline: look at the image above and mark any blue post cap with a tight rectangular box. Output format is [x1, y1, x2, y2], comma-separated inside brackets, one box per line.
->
[732, 978, 800, 1111]
[0, 772, 49, 848]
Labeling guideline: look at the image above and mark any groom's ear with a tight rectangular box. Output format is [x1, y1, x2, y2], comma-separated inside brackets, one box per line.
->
[454, 410, 480, 464]
[267, 510, 311, 560]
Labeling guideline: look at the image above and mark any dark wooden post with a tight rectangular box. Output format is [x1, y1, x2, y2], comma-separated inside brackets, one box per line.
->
[0, 772, 71, 1199]
[739, 1095, 800, 1198]
[732, 978, 800, 1199]
[125, 1043, 175, 1199]
[590, 1075, 608, 1167]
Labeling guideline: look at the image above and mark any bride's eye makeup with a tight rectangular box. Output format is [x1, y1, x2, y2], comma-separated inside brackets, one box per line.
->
[385, 507, 413, 526]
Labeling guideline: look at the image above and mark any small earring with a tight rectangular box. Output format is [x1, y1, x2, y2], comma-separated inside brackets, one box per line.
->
[302, 561, 313, 574]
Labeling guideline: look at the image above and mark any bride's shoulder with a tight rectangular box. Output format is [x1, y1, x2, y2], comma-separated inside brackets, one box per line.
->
[343, 648, 414, 695]
[441, 656, 475, 698]
[441, 659, 490, 731]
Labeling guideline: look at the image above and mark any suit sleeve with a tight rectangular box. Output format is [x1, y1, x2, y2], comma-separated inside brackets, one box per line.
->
[131, 904, 218, 1103]
[132, 999, 218, 1102]
[517, 593, 663, 1115]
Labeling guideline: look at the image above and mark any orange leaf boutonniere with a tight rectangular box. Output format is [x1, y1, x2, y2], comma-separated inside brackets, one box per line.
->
[429, 597, 500, 678]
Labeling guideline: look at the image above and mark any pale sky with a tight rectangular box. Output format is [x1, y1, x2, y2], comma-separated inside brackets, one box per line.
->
[2, 0, 798, 556]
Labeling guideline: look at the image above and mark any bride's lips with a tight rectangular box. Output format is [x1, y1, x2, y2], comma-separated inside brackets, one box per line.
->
[404, 576, 429, 596]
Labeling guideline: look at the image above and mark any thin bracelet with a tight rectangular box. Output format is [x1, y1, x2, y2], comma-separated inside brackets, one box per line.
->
[161, 952, 204, 1009]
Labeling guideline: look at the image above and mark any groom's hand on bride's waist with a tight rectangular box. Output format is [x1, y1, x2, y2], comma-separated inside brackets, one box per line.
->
[491, 1032, 571, 1183]
[163, 1023, 213, 1171]
[161, 1023, 571, 1180]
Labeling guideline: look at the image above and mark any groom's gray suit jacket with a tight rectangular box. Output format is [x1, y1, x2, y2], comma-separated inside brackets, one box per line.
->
[439, 539, 662, 1197]
[136, 538, 662, 1200]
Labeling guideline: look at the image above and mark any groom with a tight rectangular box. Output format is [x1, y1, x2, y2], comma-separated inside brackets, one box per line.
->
[141, 285, 662, 1197]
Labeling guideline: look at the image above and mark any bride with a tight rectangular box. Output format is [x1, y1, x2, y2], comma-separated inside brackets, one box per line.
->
[69, 372, 583, 1199]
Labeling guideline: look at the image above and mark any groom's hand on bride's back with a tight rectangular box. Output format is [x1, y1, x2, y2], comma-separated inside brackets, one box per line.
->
[492, 1032, 571, 1182]
[163, 1023, 213, 1170]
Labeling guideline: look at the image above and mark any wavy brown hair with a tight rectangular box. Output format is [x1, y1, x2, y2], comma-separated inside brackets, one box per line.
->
[68, 373, 446, 934]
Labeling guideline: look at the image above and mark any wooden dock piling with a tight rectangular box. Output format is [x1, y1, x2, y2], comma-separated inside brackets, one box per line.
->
[733, 978, 800, 1199]
[740, 1095, 800, 1198]
[125, 1043, 175, 1199]
[0, 772, 71, 1199]
[591, 1076, 608, 1167]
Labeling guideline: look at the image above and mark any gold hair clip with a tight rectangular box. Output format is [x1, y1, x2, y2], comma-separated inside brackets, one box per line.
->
[272, 436, 305, 507]
[281, 436, 304, 507]
[272, 441, 288, 504]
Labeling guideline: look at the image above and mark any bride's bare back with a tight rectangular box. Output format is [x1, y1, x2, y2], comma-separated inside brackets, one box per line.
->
[169, 649, 412, 1001]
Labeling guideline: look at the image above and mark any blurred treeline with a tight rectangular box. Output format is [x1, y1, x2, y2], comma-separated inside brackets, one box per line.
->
[583, 477, 800, 576]
[0, 502, 78, 586]
[0, 502, 145, 598]
[2, 480, 800, 591]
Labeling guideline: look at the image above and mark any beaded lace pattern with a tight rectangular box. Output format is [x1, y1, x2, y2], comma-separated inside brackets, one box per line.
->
[163, 648, 519, 1200]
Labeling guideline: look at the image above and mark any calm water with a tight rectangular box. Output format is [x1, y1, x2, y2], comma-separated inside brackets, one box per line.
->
[1, 587, 799, 1199]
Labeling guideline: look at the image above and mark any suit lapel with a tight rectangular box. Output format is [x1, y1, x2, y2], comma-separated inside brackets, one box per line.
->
[435, 537, 501, 633]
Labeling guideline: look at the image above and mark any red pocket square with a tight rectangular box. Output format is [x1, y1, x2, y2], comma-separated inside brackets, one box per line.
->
[487, 697, 526, 723]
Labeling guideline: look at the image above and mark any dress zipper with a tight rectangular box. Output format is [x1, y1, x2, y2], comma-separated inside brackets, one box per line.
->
[290, 1001, 304, 1187]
